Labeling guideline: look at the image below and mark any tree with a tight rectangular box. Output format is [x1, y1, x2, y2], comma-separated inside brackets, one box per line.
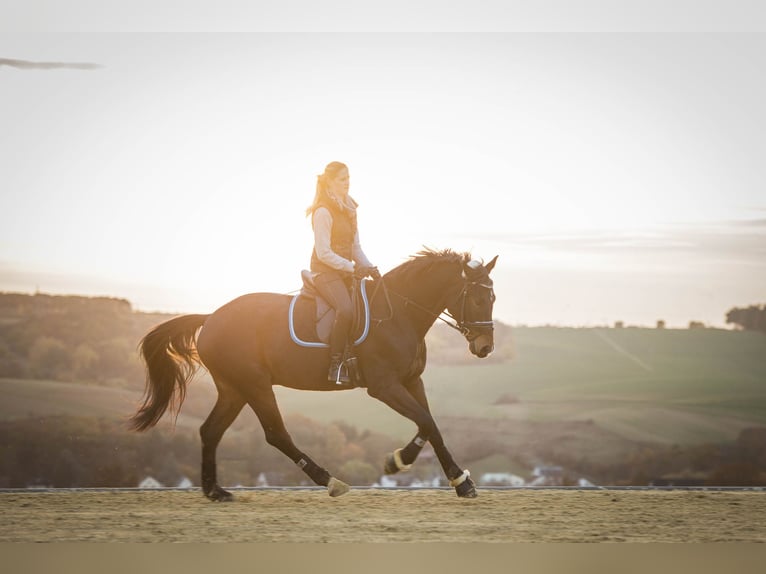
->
[28, 336, 70, 379]
[726, 304, 766, 333]
[73, 343, 99, 379]
[338, 459, 379, 485]
[96, 337, 136, 382]
[737, 427, 766, 467]
[707, 462, 763, 486]
[0, 340, 26, 378]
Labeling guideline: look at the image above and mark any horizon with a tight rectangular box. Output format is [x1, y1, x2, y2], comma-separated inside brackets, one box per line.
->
[0, 286, 753, 331]
[2, 31, 765, 329]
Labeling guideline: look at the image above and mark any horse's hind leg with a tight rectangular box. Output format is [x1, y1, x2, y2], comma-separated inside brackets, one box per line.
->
[244, 383, 350, 497]
[200, 381, 246, 502]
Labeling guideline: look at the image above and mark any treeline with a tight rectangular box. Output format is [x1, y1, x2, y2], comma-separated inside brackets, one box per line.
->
[0, 293, 175, 386]
[547, 427, 766, 487]
[726, 304, 766, 333]
[2, 411, 764, 488]
[0, 414, 400, 489]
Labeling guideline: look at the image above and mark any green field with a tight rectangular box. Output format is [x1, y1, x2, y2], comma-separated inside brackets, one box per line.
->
[270, 327, 766, 445]
[3, 327, 765, 452]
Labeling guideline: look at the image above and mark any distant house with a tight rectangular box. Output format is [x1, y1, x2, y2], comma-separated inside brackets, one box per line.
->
[372, 474, 441, 488]
[373, 475, 399, 488]
[139, 476, 163, 489]
[176, 476, 193, 489]
[479, 472, 525, 487]
[530, 466, 564, 486]
[409, 477, 443, 488]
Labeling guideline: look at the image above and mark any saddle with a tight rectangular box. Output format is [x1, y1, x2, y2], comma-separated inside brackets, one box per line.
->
[288, 270, 371, 348]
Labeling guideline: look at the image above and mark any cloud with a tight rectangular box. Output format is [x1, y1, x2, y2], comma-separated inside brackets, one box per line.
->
[459, 220, 766, 266]
[0, 58, 101, 70]
[728, 218, 766, 228]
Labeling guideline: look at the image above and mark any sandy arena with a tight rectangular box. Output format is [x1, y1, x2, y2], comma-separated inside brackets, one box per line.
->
[1, 488, 764, 543]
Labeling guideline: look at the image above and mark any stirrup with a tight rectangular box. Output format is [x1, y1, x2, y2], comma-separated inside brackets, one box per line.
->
[328, 355, 350, 384]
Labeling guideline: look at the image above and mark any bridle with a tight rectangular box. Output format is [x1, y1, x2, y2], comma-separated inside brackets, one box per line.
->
[370, 272, 495, 340]
[450, 274, 496, 340]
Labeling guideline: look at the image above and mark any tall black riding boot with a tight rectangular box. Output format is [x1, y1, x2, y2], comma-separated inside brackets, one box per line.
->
[328, 353, 350, 384]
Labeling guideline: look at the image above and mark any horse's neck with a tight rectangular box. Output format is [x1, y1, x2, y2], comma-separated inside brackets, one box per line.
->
[394, 264, 462, 338]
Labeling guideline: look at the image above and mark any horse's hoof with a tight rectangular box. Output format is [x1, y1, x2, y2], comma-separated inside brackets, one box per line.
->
[327, 477, 350, 497]
[204, 486, 234, 502]
[455, 477, 478, 498]
[383, 453, 399, 475]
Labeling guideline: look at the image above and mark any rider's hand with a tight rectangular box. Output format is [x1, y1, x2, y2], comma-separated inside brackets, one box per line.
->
[353, 265, 371, 280]
[369, 266, 382, 281]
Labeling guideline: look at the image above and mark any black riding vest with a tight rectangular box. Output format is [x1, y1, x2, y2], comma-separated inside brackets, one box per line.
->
[310, 198, 358, 274]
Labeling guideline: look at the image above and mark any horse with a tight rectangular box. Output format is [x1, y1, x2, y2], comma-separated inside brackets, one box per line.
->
[130, 248, 498, 499]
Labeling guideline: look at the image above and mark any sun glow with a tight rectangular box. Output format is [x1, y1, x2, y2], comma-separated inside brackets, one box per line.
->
[1, 33, 764, 327]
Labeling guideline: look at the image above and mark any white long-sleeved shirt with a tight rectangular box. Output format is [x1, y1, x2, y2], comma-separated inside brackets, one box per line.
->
[312, 206, 373, 274]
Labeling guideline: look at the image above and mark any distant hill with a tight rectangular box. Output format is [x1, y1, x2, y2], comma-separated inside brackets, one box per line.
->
[0, 292, 171, 385]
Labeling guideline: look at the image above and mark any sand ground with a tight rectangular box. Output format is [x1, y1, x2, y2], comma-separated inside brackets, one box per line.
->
[1, 488, 764, 543]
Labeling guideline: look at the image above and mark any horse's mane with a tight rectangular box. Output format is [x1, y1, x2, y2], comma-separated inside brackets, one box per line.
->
[384, 248, 471, 285]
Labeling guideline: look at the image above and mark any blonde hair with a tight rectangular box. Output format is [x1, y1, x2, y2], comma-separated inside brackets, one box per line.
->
[306, 161, 348, 216]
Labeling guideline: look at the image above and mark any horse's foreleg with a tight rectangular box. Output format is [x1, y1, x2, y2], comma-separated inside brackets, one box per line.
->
[246, 384, 349, 497]
[200, 388, 246, 502]
[406, 377, 477, 497]
[369, 379, 476, 498]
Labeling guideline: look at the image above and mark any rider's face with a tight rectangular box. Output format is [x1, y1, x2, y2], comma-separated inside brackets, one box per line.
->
[328, 168, 350, 198]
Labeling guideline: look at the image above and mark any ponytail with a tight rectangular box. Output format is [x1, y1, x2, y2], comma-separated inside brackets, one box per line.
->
[306, 161, 348, 217]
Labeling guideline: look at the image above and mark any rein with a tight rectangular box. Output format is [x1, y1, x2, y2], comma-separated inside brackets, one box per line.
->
[370, 276, 494, 338]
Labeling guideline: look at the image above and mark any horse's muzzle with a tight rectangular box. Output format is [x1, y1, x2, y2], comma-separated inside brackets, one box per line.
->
[469, 333, 494, 358]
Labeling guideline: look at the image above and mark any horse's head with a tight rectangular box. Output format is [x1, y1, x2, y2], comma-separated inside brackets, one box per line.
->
[447, 255, 498, 358]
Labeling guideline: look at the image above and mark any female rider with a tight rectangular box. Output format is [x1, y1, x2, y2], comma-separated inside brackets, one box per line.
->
[306, 161, 380, 383]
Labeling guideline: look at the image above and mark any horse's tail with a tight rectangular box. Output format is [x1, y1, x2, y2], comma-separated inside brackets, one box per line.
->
[130, 313, 209, 432]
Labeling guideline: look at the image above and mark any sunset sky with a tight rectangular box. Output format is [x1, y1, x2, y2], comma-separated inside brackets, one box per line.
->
[1, 4, 765, 327]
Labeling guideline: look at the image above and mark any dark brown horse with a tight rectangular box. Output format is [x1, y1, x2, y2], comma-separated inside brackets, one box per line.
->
[130, 249, 498, 499]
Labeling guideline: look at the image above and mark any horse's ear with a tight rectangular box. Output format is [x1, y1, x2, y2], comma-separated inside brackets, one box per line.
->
[486, 255, 498, 274]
